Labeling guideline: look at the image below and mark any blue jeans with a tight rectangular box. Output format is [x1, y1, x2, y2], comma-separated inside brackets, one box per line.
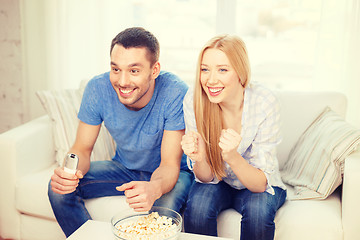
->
[184, 181, 286, 240]
[48, 160, 193, 237]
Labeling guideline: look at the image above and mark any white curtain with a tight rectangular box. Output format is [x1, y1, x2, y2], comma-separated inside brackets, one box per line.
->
[22, 0, 136, 119]
[42, 0, 135, 90]
[343, 0, 360, 127]
[315, 0, 360, 127]
[23, 0, 360, 126]
[31, 0, 215, 90]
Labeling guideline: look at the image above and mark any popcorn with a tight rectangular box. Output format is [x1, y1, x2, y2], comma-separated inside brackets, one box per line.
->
[114, 212, 178, 240]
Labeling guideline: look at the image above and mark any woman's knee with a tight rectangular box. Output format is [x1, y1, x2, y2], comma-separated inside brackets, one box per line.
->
[241, 188, 286, 222]
[240, 191, 278, 233]
[185, 182, 228, 221]
[184, 195, 214, 234]
[184, 183, 229, 236]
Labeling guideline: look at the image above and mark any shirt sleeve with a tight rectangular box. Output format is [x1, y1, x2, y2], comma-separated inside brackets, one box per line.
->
[183, 89, 220, 184]
[77, 78, 103, 126]
[163, 78, 189, 131]
[247, 94, 282, 195]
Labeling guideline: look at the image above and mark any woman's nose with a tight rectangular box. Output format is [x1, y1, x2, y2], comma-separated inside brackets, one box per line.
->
[207, 71, 218, 84]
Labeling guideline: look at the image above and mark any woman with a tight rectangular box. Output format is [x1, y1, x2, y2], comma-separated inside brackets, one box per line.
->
[181, 35, 287, 240]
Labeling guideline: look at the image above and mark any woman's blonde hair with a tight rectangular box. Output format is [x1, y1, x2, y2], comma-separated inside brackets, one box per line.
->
[194, 35, 251, 180]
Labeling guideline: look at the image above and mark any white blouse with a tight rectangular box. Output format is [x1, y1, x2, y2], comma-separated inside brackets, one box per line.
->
[183, 83, 286, 195]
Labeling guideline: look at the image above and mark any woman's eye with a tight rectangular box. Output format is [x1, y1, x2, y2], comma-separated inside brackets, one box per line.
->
[219, 68, 228, 72]
[201, 68, 209, 72]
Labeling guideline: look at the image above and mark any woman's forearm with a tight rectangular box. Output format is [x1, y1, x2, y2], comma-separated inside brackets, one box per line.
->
[193, 159, 215, 182]
[227, 153, 267, 192]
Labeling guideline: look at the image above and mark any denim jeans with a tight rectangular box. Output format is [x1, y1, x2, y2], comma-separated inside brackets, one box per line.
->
[184, 181, 286, 240]
[48, 160, 194, 237]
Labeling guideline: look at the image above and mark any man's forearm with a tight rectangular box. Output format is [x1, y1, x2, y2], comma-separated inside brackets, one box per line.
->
[150, 165, 180, 199]
[67, 148, 91, 175]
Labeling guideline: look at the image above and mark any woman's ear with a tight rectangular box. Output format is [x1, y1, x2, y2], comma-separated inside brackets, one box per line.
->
[239, 77, 245, 87]
[152, 61, 161, 79]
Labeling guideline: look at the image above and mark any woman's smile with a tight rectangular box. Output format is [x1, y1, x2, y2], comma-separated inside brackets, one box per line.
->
[208, 87, 224, 96]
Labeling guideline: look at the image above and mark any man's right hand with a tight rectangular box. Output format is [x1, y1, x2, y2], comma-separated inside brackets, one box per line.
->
[50, 167, 83, 194]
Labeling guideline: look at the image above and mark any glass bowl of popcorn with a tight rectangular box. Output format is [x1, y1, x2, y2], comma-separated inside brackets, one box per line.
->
[111, 206, 182, 240]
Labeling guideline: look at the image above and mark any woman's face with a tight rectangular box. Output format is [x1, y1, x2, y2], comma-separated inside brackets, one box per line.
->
[200, 48, 244, 105]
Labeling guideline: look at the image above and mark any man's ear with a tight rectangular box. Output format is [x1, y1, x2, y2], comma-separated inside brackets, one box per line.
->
[152, 61, 161, 79]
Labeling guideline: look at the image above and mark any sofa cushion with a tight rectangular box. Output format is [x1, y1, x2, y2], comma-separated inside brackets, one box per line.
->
[274, 186, 343, 240]
[16, 165, 58, 220]
[36, 89, 116, 167]
[281, 107, 360, 200]
[16, 165, 129, 222]
[275, 91, 347, 170]
[21, 214, 65, 240]
[217, 187, 343, 240]
[16, 168, 344, 240]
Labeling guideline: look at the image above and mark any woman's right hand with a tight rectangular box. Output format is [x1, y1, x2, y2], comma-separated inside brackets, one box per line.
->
[181, 131, 215, 182]
[181, 131, 207, 162]
[50, 167, 83, 194]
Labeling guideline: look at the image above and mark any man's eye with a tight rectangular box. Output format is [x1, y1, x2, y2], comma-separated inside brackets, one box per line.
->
[201, 68, 209, 72]
[112, 67, 119, 72]
[131, 69, 139, 73]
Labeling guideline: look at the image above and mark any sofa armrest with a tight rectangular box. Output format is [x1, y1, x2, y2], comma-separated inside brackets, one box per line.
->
[0, 115, 55, 239]
[342, 150, 360, 240]
[0, 115, 55, 176]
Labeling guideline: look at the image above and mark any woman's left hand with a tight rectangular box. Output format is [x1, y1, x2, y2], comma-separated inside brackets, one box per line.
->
[219, 128, 242, 164]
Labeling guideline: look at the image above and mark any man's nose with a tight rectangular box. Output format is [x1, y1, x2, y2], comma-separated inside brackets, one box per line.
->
[118, 72, 130, 86]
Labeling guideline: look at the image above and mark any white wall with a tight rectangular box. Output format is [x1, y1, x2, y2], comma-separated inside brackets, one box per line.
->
[0, 0, 26, 133]
[0, 0, 53, 133]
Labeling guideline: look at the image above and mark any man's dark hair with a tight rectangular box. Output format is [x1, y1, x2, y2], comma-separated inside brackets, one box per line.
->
[110, 27, 160, 66]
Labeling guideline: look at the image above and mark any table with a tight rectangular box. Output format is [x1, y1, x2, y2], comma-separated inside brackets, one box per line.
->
[67, 220, 233, 240]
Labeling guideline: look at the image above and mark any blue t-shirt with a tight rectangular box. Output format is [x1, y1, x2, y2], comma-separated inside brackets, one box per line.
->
[78, 71, 189, 173]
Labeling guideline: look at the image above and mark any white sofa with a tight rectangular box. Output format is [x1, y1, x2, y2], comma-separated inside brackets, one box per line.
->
[1, 91, 359, 240]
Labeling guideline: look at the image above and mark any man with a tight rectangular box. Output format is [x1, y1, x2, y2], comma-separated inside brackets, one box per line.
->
[48, 27, 193, 237]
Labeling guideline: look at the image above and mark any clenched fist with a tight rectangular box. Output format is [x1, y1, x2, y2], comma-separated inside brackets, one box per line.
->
[219, 128, 242, 164]
[181, 131, 207, 163]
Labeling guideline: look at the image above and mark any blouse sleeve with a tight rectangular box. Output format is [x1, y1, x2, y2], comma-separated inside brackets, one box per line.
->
[183, 89, 220, 184]
[247, 93, 282, 195]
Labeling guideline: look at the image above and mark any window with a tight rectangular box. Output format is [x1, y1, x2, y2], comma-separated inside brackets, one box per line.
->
[234, 0, 322, 90]
[132, 0, 322, 90]
[130, 0, 217, 85]
[23, 0, 360, 126]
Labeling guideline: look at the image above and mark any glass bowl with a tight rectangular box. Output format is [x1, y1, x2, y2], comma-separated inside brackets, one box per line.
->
[111, 206, 182, 240]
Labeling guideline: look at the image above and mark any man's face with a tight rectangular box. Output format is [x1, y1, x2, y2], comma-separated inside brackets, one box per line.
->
[109, 44, 159, 110]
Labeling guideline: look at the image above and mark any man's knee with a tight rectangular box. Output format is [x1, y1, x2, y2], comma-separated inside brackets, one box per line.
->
[154, 171, 193, 212]
[48, 179, 58, 201]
